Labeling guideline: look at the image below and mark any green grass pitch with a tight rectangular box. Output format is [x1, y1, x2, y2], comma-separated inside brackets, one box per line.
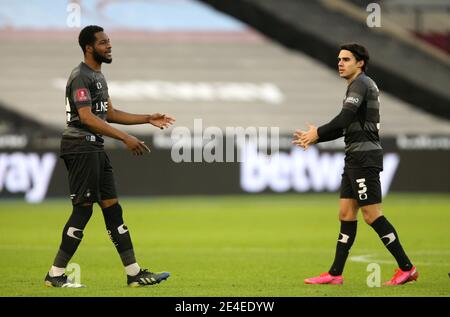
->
[0, 193, 449, 297]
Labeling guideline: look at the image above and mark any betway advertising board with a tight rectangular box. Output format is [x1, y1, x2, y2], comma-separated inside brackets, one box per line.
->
[0, 135, 449, 203]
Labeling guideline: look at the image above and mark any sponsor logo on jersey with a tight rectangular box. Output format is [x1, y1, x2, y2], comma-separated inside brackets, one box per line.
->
[76, 88, 90, 102]
[94, 100, 108, 113]
[345, 96, 360, 105]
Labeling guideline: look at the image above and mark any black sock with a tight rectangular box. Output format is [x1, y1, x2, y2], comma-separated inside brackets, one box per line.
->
[370, 216, 413, 271]
[53, 205, 93, 268]
[102, 203, 137, 266]
[329, 220, 357, 276]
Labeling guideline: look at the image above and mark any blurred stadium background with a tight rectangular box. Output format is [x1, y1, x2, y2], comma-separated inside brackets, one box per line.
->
[0, 0, 449, 297]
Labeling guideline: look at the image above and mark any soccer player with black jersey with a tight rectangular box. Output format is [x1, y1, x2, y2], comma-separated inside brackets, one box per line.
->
[44, 25, 175, 288]
[292, 43, 418, 286]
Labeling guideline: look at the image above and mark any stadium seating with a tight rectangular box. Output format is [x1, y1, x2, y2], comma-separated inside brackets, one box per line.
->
[0, 0, 449, 135]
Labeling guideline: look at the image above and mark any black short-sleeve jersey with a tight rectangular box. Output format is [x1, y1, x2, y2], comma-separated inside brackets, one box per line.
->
[61, 62, 109, 156]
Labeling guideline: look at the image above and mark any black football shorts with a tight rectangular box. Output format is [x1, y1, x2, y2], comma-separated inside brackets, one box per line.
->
[340, 167, 382, 206]
[62, 151, 117, 206]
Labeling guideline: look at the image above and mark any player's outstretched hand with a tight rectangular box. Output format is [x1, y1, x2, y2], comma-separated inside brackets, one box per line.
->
[123, 134, 151, 156]
[292, 129, 308, 149]
[148, 113, 176, 130]
[299, 123, 318, 149]
[292, 123, 318, 150]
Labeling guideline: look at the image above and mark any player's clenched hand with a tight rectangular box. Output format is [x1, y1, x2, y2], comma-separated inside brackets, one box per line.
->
[123, 135, 150, 156]
[148, 113, 176, 130]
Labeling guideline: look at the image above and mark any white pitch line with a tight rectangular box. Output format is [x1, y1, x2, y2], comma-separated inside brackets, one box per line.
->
[350, 254, 394, 264]
[349, 254, 450, 267]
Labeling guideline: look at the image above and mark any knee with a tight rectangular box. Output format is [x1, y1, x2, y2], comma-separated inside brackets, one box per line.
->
[339, 209, 357, 221]
[362, 213, 372, 224]
[99, 198, 119, 209]
[361, 207, 382, 225]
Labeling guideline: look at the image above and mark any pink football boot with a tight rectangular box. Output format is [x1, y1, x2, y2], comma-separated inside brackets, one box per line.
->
[304, 272, 343, 285]
[384, 266, 418, 285]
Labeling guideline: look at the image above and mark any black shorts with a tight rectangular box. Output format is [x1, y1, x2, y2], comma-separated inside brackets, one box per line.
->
[62, 151, 117, 206]
[340, 167, 382, 206]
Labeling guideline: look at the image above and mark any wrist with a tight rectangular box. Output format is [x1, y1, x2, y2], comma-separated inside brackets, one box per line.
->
[119, 133, 130, 142]
[314, 128, 319, 141]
